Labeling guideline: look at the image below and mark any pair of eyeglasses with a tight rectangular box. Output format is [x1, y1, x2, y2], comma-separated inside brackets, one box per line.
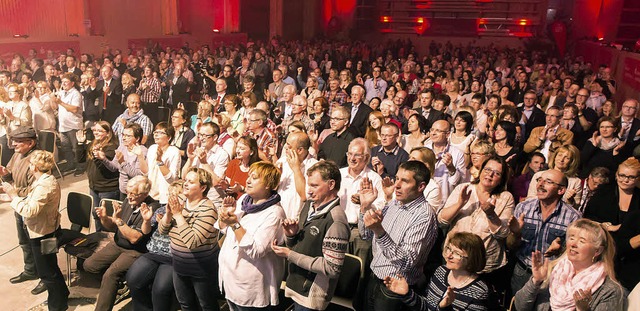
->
[443, 245, 467, 260]
[197, 133, 214, 139]
[536, 177, 566, 187]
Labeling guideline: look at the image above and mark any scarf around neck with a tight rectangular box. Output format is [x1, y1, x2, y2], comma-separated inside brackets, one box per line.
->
[241, 192, 281, 215]
[548, 256, 607, 311]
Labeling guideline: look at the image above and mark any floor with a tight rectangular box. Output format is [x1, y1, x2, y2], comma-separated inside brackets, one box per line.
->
[0, 173, 128, 311]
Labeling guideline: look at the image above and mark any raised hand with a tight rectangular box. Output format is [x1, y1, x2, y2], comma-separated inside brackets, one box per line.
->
[371, 156, 385, 175]
[222, 196, 236, 213]
[439, 286, 456, 308]
[112, 201, 122, 220]
[383, 275, 409, 296]
[531, 250, 549, 285]
[95, 201, 108, 219]
[359, 177, 378, 211]
[544, 237, 562, 257]
[140, 203, 153, 221]
[479, 195, 496, 215]
[591, 131, 601, 147]
[186, 142, 197, 159]
[381, 176, 395, 201]
[76, 130, 86, 144]
[363, 209, 384, 235]
[459, 184, 472, 202]
[282, 219, 299, 237]
[167, 194, 184, 216]
[285, 147, 301, 170]
[574, 289, 592, 311]
[613, 141, 625, 156]
[115, 150, 125, 164]
[509, 213, 525, 235]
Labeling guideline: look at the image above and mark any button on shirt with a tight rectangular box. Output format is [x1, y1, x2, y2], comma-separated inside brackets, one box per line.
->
[58, 88, 83, 132]
[513, 198, 580, 267]
[424, 141, 465, 204]
[277, 154, 318, 219]
[339, 166, 385, 224]
[359, 195, 438, 285]
[191, 145, 230, 205]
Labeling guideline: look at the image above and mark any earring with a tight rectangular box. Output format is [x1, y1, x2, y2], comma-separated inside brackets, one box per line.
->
[592, 256, 597, 263]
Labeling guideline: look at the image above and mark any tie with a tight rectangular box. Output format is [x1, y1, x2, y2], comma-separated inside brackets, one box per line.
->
[103, 81, 109, 109]
[351, 104, 358, 123]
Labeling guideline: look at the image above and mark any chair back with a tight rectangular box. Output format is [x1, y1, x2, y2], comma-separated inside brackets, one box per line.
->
[38, 130, 56, 153]
[99, 199, 123, 218]
[158, 106, 171, 123]
[182, 101, 198, 118]
[334, 254, 363, 299]
[66, 192, 93, 232]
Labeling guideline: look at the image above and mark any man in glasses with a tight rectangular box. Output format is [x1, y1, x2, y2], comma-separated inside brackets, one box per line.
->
[370, 123, 409, 179]
[507, 169, 580, 293]
[181, 122, 229, 206]
[618, 99, 640, 159]
[523, 106, 574, 161]
[318, 107, 355, 168]
[364, 65, 387, 103]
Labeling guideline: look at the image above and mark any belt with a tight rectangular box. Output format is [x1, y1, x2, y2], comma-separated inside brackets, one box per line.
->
[516, 259, 532, 274]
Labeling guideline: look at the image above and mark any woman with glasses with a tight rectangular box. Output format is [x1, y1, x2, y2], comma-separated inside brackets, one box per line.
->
[147, 121, 181, 206]
[580, 116, 625, 178]
[158, 168, 220, 310]
[439, 157, 514, 287]
[584, 157, 640, 290]
[104, 123, 148, 200]
[513, 219, 623, 311]
[527, 145, 582, 208]
[79, 121, 120, 231]
[464, 140, 495, 183]
[222, 95, 244, 136]
[190, 100, 214, 132]
[28, 81, 56, 132]
[384, 232, 489, 310]
[218, 162, 286, 310]
[170, 108, 195, 169]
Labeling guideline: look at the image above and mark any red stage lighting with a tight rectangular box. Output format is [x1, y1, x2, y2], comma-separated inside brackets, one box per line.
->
[518, 19, 528, 26]
[380, 16, 391, 23]
[416, 17, 424, 24]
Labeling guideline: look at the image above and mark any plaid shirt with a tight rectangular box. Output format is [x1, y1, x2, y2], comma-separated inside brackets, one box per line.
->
[245, 127, 277, 156]
[359, 195, 438, 285]
[137, 77, 162, 103]
[514, 198, 580, 267]
[323, 89, 348, 115]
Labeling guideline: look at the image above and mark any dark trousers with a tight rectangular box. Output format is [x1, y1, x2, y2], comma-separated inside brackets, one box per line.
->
[58, 130, 78, 171]
[30, 230, 69, 311]
[364, 274, 411, 311]
[83, 240, 142, 311]
[227, 301, 272, 311]
[127, 254, 175, 311]
[0, 134, 13, 166]
[89, 189, 120, 232]
[510, 261, 533, 295]
[16, 212, 36, 276]
[142, 102, 160, 125]
[173, 272, 220, 311]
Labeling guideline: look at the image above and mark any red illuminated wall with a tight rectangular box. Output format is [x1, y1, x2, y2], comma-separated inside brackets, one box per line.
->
[572, 0, 624, 41]
[323, 0, 356, 30]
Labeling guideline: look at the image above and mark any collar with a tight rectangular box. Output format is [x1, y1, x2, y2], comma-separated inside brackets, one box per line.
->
[347, 166, 371, 180]
[308, 197, 340, 220]
[393, 194, 427, 210]
[535, 199, 564, 218]
[377, 144, 400, 155]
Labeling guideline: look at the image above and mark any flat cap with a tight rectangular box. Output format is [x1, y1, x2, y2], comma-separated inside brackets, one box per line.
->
[10, 126, 37, 139]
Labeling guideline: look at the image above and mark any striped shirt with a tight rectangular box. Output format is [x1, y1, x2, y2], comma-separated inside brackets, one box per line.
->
[137, 77, 162, 103]
[158, 198, 219, 277]
[359, 195, 438, 285]
[514, 198, 580, 267]
[246, 127, 277, 157]
[404, 265, 489, 311]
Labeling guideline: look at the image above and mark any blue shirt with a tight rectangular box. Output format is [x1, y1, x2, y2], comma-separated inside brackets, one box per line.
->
[514, 198, 580, 267]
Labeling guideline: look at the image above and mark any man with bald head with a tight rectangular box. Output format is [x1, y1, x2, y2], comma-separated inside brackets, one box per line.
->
[424, 120, 465, 202]
[277, 132, 318, 219]
[508, 169, 580, 293]
[618, 99, 640, 159]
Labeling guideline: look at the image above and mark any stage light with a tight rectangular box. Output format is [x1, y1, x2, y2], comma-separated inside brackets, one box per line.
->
[518, 19, 528, 26]
[416, 17, 424, 24]
[13, 34, 28, 39]
[212, 29, 220, 33]
[380, 16, 391, 23]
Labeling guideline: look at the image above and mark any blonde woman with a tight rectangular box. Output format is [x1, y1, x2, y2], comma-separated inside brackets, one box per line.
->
[514, 219, 623, 311]
[121, 73, 136, 106]
[29, 81, 56, 132]
[527, 145, 582, 207]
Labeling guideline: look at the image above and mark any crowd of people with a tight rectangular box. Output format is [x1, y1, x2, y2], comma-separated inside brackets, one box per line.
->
[1, 37, 640, 311]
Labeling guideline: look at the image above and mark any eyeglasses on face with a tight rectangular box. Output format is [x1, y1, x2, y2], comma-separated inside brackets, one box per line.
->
[617, 173, 639, 181]
[443, 245, 467, 260]
[536, 177, 566, 187]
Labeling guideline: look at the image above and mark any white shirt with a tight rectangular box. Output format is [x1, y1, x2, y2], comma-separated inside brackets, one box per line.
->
[277, 154, 318, 219]
[424, 141, 466, 204]
[339, 166, 385, 224]
[58, 88, 83, 132]
[191, 144, 230, 205]
[424, 179, 443, 212]
[218, 195, 286, 307]
[147, 145, 181, 204]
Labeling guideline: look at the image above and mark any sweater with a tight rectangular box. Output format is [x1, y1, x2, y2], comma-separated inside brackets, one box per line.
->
[514, 276, 623, 311]
[284, 198, 350, 310]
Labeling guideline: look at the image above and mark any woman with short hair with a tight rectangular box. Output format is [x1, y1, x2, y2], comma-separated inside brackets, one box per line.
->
[3, 150, 69, 310]
[385, 232, 490, 310]
[104, 123, 148, 200]
[218, 161, 287, 310]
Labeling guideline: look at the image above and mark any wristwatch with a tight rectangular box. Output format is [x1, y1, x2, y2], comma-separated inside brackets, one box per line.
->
[231, 223, 241, 231]
[116, 219, 125, 227]
[157, 161, 165, 166]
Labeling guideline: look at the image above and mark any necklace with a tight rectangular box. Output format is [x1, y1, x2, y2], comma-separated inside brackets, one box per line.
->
[449, 272, 474, 288]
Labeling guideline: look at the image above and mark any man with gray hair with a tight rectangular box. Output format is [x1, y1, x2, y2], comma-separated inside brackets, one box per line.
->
[345, 85, 373, 138]
[83, 176, 160, 311]
[318, 106, 355, 167]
